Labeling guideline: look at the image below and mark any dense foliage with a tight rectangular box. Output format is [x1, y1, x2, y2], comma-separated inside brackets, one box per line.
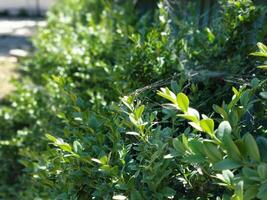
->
[0, 0, 266, 199]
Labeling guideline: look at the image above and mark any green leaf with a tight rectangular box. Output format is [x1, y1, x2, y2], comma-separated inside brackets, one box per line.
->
[135, 105, 145, 119]
[113, 195, 127, 200]
[257, 184, 267, 199]
[232, 87, 239, 96]
[213, 104, 228, 120]
[222, 170, 234, 184]
[260, 91, 267, 99]
[188, 122, 203, 132]
[233, 181, 243, 200]
[205, 27, 215, 43]
[45, 134, 57, 143]
[250, 52, 267, 58]
[240, 90, 250, 107]
[100, 155, 108, 164]
[222, 194, 231, 200]
[173, 138, 186, 154]
[182, 134, 189, 148]
[73, 141, 83, 153]
[121, 96, 134, 111]
[126, 132, 140, 136]
[187, 107, 200, 120]
[257, 65, 267, 69]
[179, 107, 200, 122]
[129, 113, 137, 125]
[213, 158, 242, 170]
[170, 80, 180, 93]
[257, 164, 267, 178]
[222, 134, 242, 162]
[257, 136, 267, 162]
[242, 167, 258, 178]
[216, 170, 234, 186]
[163, 154, 174, 159]
[251, 78, 260, 88]
[183, 154, 206, 163]
[130, 191, 142, 200]
[178, 114, 198, 122]
[57, 112, 66, 119]
[188, 139, 205, 156]
[243, 133, 260, 162]
[244, 186, 258, 200]
[200, 118, 214, 136]
[157, 87, 177, 105]
[217, 121, 232, 140]
[257, 42, 267, 53]
[161, 187, 176, 198]
[203, 142, 223, 162]
[228, 88, 241, 110]
[58, 143, 72, 153]
[177, 92, 189, 112]
[91, 158, 102, 164]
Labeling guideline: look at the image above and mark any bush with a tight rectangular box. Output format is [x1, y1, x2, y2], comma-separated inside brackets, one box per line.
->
[0, 0, 266, 199]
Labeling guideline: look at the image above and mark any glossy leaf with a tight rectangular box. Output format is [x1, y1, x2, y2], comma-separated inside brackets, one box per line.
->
[213, 159, 241, 170]
[177, 92, 189, 112]
[200, 118, 214, 136]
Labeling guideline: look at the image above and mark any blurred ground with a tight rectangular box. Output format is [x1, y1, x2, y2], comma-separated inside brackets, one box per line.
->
[0, 18, 45, 98]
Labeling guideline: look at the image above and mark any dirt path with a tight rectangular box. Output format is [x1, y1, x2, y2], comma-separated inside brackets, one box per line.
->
[0, 18, 45, 98]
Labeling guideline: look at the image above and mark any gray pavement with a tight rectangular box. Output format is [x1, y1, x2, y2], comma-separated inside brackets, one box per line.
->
[0, 18, 45, 56]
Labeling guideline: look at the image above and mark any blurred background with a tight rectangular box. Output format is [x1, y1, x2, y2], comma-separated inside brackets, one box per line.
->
[0, 0, 54, 98]
[0, 0, 54, 16]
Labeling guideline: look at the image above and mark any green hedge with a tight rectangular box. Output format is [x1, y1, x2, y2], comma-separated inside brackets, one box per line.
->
[0, 0, 266, 199]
